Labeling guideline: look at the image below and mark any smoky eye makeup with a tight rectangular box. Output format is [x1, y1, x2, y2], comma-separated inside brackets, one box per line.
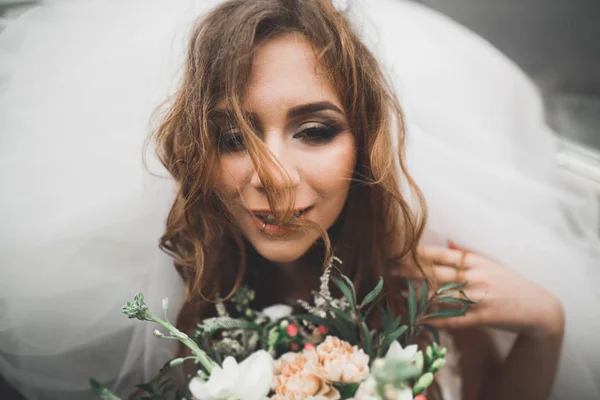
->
[292, 119, 345, 144]
[217, 129, 246, 153]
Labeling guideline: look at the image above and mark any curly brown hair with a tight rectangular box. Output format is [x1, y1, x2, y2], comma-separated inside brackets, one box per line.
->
[148, 1, 437, 389]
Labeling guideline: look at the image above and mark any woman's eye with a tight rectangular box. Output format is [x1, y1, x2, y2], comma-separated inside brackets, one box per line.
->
[218, 131, 246, 153]
[293, 123, 340, 144]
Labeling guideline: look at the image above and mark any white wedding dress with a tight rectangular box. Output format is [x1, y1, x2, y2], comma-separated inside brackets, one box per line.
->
[0, 1, 598, 399]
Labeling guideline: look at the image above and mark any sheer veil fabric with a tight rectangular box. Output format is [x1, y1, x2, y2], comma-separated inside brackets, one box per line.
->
[0, 1, 598, 399]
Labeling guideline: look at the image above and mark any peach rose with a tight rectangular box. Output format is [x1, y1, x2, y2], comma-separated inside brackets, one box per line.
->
[309, 336, 370, 383]
[271, 352, 340, 400]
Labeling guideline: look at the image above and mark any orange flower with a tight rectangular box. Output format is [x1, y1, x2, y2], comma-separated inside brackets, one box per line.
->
[310, 336, 370, 383]
[271, 352, 340, 400]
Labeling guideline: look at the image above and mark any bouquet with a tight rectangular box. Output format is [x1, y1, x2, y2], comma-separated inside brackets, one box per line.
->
[91, 257, 475, 400]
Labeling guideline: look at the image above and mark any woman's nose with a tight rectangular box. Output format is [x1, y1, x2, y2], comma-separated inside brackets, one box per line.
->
[249, 136, 300, 190]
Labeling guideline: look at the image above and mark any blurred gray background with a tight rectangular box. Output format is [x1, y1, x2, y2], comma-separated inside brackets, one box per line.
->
[414, 0, 600, 153]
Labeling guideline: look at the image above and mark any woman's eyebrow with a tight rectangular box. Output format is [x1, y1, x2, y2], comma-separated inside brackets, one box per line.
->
[287, 101, 344, 118]
[209, 109, 257, 127]
[210, 100, 344, 123]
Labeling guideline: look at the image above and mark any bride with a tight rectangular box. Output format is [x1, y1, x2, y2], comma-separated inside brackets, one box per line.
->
[0, 0, 598, 399]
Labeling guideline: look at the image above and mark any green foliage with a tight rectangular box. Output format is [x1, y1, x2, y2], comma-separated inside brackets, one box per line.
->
[360, 277, 383, 309]
[296, 268, 475, 364]
[96, 256, 475, 400]
[334, 382, 360, 398]
[122, 293, 149, 321]
[89, 378, 121, 400]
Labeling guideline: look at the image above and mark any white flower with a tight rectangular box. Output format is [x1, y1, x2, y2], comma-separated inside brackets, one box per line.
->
[385, 341, 418, 363]
[352, 376, 380, 400]
[352, 375, 414, 400]
[396, 387, 414, 400]
[385, 386, 413, 400]
[189, 350, 273, 400]
[261, 304, 293, 322]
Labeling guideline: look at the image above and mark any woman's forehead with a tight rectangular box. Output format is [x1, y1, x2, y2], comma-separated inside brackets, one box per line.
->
[243, 33, 342, 113]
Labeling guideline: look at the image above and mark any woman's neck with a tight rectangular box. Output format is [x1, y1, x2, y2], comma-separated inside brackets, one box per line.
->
[273, 247, 323, 303]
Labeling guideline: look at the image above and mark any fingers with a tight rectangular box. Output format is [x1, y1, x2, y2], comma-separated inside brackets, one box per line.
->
[448, 240, 475, 254]
[417, 245, 470, 269]
[421, 313, 475, 331]
[393, 264, 465, 286]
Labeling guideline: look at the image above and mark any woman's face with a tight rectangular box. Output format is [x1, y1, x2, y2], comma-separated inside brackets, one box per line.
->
[215, 33, 356, 264]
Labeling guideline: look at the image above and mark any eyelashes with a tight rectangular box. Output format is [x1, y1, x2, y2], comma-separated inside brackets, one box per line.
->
[217, 122, 343, 154]
[292, 122, 341, 144]
[218, 130, 246, 153]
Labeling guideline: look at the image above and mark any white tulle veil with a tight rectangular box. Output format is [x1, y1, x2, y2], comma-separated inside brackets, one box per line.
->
[0, 1, 598, 399]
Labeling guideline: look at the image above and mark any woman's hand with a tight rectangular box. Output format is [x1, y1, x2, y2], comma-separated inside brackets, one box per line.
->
[413, 242, 565, 339]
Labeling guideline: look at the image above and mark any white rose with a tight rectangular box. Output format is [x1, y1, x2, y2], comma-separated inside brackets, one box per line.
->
[189, 350, 273, 400]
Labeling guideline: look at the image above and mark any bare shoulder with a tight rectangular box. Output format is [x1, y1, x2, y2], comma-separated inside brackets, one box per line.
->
[449, 327, 503, 400]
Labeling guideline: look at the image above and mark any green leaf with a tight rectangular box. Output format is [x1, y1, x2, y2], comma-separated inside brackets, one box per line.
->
[459, 290, 482, 304]
[325, 304, 355, 325]
[434, 297, 472, 306]
[362, 299, 380, 321]
[334, 382, 360, 399]
[435, 281, 468, 294]
[381, 325, 408, 354]
[360, 277, 383, 309]
[332, 277, 356, 309]
[360, 321, 374, 358]
[89, 378, 122, 400]
[419, 280, 429, 314]
[340, 274, 358, 304]
[423, 304, 468, 319]
[328, 314, 358, 344]
[379, 305, 391, 329]
[421, 323, 441, 344]
[407, 279, 417, 328]
[433, 291, 460, 300]
[382, 314, 402, 336]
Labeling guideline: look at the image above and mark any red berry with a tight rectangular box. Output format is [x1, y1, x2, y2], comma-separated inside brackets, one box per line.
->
[317, 325, 328, 335]
[286, 323, 299, 337]
[304, 343, 316, 351]
[290, 342, 300, 351]
[414, 395, 427, 400]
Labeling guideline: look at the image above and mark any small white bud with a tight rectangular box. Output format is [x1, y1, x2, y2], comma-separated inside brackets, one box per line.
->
[153, 329, 164, 338]
[169, 358, 184, 367]
[415, 350, 424, 372]
[162, 298, 169, 311]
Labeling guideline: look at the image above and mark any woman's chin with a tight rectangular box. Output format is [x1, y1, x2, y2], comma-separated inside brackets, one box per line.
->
[250, 236, 317, 265]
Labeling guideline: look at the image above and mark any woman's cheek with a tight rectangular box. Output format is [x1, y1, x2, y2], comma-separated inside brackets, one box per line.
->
[217, 156, 253, 194]
[306, 135, 356, 193]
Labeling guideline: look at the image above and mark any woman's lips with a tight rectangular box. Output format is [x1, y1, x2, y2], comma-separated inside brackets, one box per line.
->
[250, 207, 313, 237]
